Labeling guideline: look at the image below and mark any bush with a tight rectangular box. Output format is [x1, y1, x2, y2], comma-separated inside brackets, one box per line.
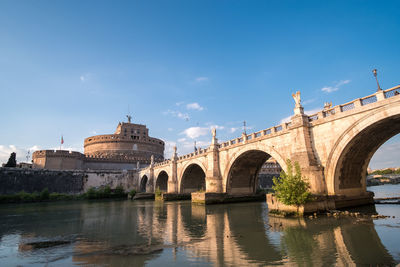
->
[103, 186, 112, 197]
[40, 188, 50, 200]
[272, 160, 312, 212]
[17, 191, 33, 202]
[87, 187, 97, 199]
[155, 187, 162, 197]
[114, 185, 125, 197]
[128, 189, 136, 199]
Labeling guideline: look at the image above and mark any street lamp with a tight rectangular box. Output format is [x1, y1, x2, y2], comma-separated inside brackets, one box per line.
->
[372, 69, 382, 91]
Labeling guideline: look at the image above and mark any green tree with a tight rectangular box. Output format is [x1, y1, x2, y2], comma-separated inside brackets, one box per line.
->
[272, 160, 312, 213]
[4, 152, 17, 167]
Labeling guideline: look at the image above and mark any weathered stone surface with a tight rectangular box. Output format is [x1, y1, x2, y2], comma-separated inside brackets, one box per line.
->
[0, 168, 138, 194]
[138, 86, 400, 210]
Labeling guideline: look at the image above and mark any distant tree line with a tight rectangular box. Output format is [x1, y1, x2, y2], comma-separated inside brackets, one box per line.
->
[371, 168, 400, 175]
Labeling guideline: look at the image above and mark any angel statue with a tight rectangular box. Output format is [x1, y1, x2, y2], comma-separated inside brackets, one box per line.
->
[292, 91, 301, 108]
[211, 128, 216, 138]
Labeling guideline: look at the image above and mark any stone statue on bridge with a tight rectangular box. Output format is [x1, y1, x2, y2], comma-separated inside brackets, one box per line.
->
[292, 91, 301, 108]
[212, 128, 216, 138]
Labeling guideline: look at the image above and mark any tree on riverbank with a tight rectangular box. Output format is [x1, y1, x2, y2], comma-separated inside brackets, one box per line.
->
[4, 152, 17, 167]
[272, 160, 312, 212]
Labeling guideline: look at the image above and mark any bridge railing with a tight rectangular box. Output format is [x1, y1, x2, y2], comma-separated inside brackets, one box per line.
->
[308, 85, 400, 123]
[151, 85, 400, 168]
[384, 85, 400, 98]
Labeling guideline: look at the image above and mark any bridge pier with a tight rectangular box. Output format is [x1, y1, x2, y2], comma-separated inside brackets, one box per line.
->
[290, 113, 327, 195]
[205, 133, 223, 193]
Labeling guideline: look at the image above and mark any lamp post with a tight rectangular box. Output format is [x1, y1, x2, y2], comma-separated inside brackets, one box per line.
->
[373, 69, 382, 91]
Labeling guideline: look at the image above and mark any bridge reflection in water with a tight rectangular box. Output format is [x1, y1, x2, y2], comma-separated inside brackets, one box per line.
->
[0, 201, 395, 266]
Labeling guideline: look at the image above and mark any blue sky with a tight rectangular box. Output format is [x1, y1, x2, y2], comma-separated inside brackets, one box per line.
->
[0, 0, 399, 169]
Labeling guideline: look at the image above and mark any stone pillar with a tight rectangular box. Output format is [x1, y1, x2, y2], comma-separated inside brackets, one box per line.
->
[375, 90, 385, 101]
[168, 146, 178, 193]
[206, 129, 223, 193]
[290, 113, 326, 195]
[147, 156, 155, 193]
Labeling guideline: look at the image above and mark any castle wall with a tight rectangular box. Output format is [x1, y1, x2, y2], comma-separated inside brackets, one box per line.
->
[32, 150, 84, 170]
[0, 168, 139, 194]
[83, 170, 138, 192]
[0, 168, 84, 194]
[83, 161, 137, 170]
[84, 135, 164, 160]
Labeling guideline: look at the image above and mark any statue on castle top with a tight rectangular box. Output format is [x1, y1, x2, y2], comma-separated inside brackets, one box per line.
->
[173, 146, 177, 154]
[292, 91, 301, 108]
[126, 115, 132, 123]
[137, 161, 140, 170]
[150, 155, 154, 164]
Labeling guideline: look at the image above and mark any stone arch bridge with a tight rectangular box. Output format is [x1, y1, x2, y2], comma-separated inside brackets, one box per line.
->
[139, 85, 400, 206]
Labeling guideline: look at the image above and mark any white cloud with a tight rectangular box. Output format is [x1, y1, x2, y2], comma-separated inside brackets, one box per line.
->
[167, 128, 173, 132]
[186, 102, 204, 111]
[230, 127, 239, 133]
[178, 138, 186, 143]
[163, 110, 190, 121]
[181, 127, 209, 139]
[0, 144, 41, 164]
[195, 77, 209, 82]
[80, 73, 92, 82]
[175, 101, 184, 106]
[164, 141, 177, 158]
[210, 125, 224, 130]
[321, 79, 351, 93]
[180, 125, 225, 140]
[369, 139, 400, 169]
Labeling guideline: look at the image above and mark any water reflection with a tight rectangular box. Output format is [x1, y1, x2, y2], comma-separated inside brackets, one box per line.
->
[0, 200, 397, 266]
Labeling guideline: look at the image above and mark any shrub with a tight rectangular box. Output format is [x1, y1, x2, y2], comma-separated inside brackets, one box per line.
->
[40, 188, 50, 200]
[103, 186, 112, 197]
[114, 185, 125, 197]
[128, 189, 136, 199]
[17, 191, 33, 202]
[155, 187, 162, 197]
[272, 160, 312, 213]
[87, 187, 97, 199]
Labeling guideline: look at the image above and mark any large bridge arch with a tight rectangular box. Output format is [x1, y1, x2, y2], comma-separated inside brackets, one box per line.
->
[179, 161, 207, 193]
[325, 103, 400, 195]
[223, 144, 287, 194]
[155, 170, 169, 192]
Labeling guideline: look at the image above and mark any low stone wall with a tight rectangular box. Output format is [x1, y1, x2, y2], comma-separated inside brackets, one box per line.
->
[0, 168, 139, 194]
[83, 170, 137, 192]
[0, 168, 84, 194]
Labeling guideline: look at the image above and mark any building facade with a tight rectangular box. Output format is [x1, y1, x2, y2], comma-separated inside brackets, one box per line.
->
[32, 119, 164, 170]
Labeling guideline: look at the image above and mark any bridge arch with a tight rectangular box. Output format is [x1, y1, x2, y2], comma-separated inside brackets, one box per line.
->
[155, 170, 169, 192]
[179, 162, 206, 193]
[326, 103, 400, 195]
[140, 175, 148, 192]
[224, 144, 287, 194]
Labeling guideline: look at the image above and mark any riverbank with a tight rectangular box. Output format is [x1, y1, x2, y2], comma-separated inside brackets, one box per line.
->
[0, 186, 131, 204]
[367, 174, 400, 186]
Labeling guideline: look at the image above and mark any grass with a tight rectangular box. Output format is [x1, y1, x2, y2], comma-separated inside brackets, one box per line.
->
[0, 186, 128, 204]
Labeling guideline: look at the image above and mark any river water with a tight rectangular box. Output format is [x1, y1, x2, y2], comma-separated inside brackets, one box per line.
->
[0, 185, 399, 266]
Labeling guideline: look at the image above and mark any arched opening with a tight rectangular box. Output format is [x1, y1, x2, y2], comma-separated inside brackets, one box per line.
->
[156, 171, 168, 192]
[257, 158, 282, 190]
[140, 175, 148, 192]
[180, 164, 206, 193]
[334, 115, 400, 195]
[227, 150, 280, 194]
